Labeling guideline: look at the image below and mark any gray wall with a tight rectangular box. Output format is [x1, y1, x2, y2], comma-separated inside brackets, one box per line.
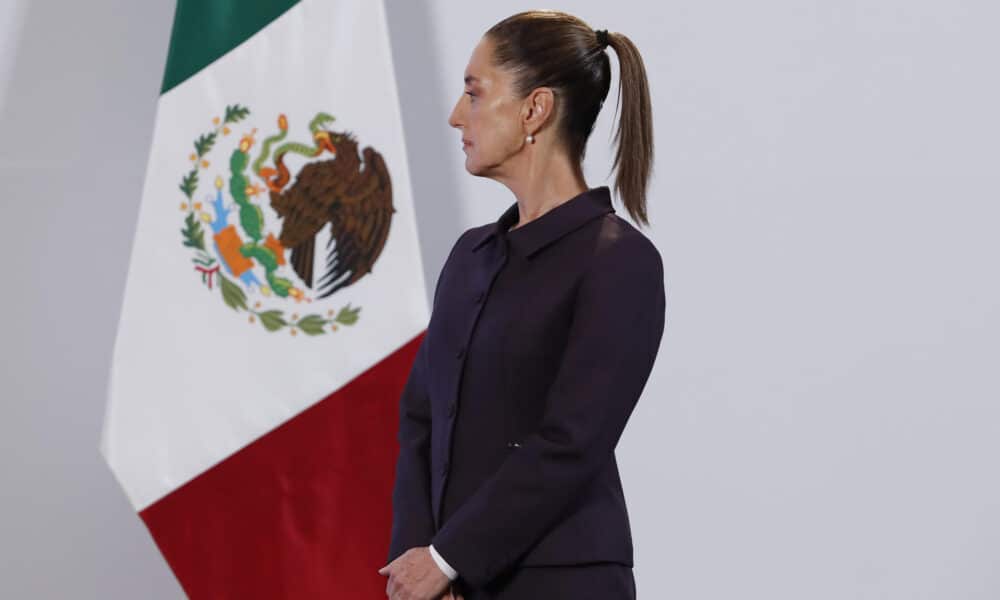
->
[2, 0, 998, 598]
[0, 1, 183, 597]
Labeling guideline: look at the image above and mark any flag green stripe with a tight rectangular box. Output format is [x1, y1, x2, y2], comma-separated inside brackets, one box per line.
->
[160, 0, 300, 94]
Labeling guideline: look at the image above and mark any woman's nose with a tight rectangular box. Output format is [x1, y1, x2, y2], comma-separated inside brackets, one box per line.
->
[448, 99, 462, 129]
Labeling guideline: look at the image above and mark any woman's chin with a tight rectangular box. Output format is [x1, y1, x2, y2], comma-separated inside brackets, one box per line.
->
[464, 156, 485, 176]
[464, 154, 499, 177]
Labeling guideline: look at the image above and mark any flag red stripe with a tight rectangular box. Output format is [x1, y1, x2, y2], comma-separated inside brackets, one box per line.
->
[140, 330, 423, 598]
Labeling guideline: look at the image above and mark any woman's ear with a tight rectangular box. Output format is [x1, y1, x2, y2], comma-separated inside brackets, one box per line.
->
[522, 87, 556, 134]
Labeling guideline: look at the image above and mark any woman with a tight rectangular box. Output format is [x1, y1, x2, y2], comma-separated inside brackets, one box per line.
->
[379, 9, 664, 600]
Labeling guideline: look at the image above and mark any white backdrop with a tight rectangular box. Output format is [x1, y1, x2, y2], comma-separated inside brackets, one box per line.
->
[1, 0, 998, 598]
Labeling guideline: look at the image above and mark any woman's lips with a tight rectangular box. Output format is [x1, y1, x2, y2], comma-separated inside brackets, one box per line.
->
[462, 139, 472, 148]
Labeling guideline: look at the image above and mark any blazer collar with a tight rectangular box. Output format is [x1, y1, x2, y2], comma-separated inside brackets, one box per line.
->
[471, 186, 615, 258]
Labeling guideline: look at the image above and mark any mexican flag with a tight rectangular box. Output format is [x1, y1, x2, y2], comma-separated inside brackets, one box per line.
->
[99, 0, 427, 597]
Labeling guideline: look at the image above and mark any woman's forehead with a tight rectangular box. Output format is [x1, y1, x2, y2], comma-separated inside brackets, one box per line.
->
[466, 38, 498, 84]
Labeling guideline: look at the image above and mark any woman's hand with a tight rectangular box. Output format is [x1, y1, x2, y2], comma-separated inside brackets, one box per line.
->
[440, 583, 465, 600]
[378, 546, 452, 600]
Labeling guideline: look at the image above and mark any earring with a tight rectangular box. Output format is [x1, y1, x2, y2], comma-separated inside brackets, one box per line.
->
[526, 134, 535, 144]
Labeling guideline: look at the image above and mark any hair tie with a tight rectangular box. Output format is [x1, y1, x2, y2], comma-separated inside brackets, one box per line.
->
[595, 29, 610, 49]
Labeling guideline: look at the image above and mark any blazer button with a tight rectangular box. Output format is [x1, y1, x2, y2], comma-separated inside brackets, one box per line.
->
[447, 401, 456, 417]
[455, 346, 465, 359]
[440, 461, 449, 475]
[474, 291, 485, 304]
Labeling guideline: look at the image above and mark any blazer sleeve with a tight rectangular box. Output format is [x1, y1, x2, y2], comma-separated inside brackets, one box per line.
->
[429, 235, 667, 587]
[385, 334, 435, 564]
[386, 229, 472, 564]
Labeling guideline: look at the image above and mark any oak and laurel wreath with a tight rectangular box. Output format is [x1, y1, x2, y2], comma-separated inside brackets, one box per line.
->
[178, 103, 361, 335]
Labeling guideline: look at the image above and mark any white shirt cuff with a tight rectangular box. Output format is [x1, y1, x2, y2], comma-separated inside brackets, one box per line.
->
[428, 544, 458, 580]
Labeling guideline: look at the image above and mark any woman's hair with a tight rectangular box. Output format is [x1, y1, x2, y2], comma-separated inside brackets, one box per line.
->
[485, 10, 654, 226]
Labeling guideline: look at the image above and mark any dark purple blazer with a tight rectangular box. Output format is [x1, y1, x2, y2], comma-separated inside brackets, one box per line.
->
[386, 186, 666, 589]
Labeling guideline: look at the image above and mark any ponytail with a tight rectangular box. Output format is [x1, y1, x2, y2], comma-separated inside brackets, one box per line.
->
[604, 32, 654, 227]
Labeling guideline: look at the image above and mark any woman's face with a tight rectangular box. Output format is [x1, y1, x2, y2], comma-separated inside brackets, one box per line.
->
[448, 36, 526, 178]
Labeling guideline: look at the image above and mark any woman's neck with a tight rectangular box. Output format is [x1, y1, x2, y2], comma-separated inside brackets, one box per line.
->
[501, 154, 588, 230]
